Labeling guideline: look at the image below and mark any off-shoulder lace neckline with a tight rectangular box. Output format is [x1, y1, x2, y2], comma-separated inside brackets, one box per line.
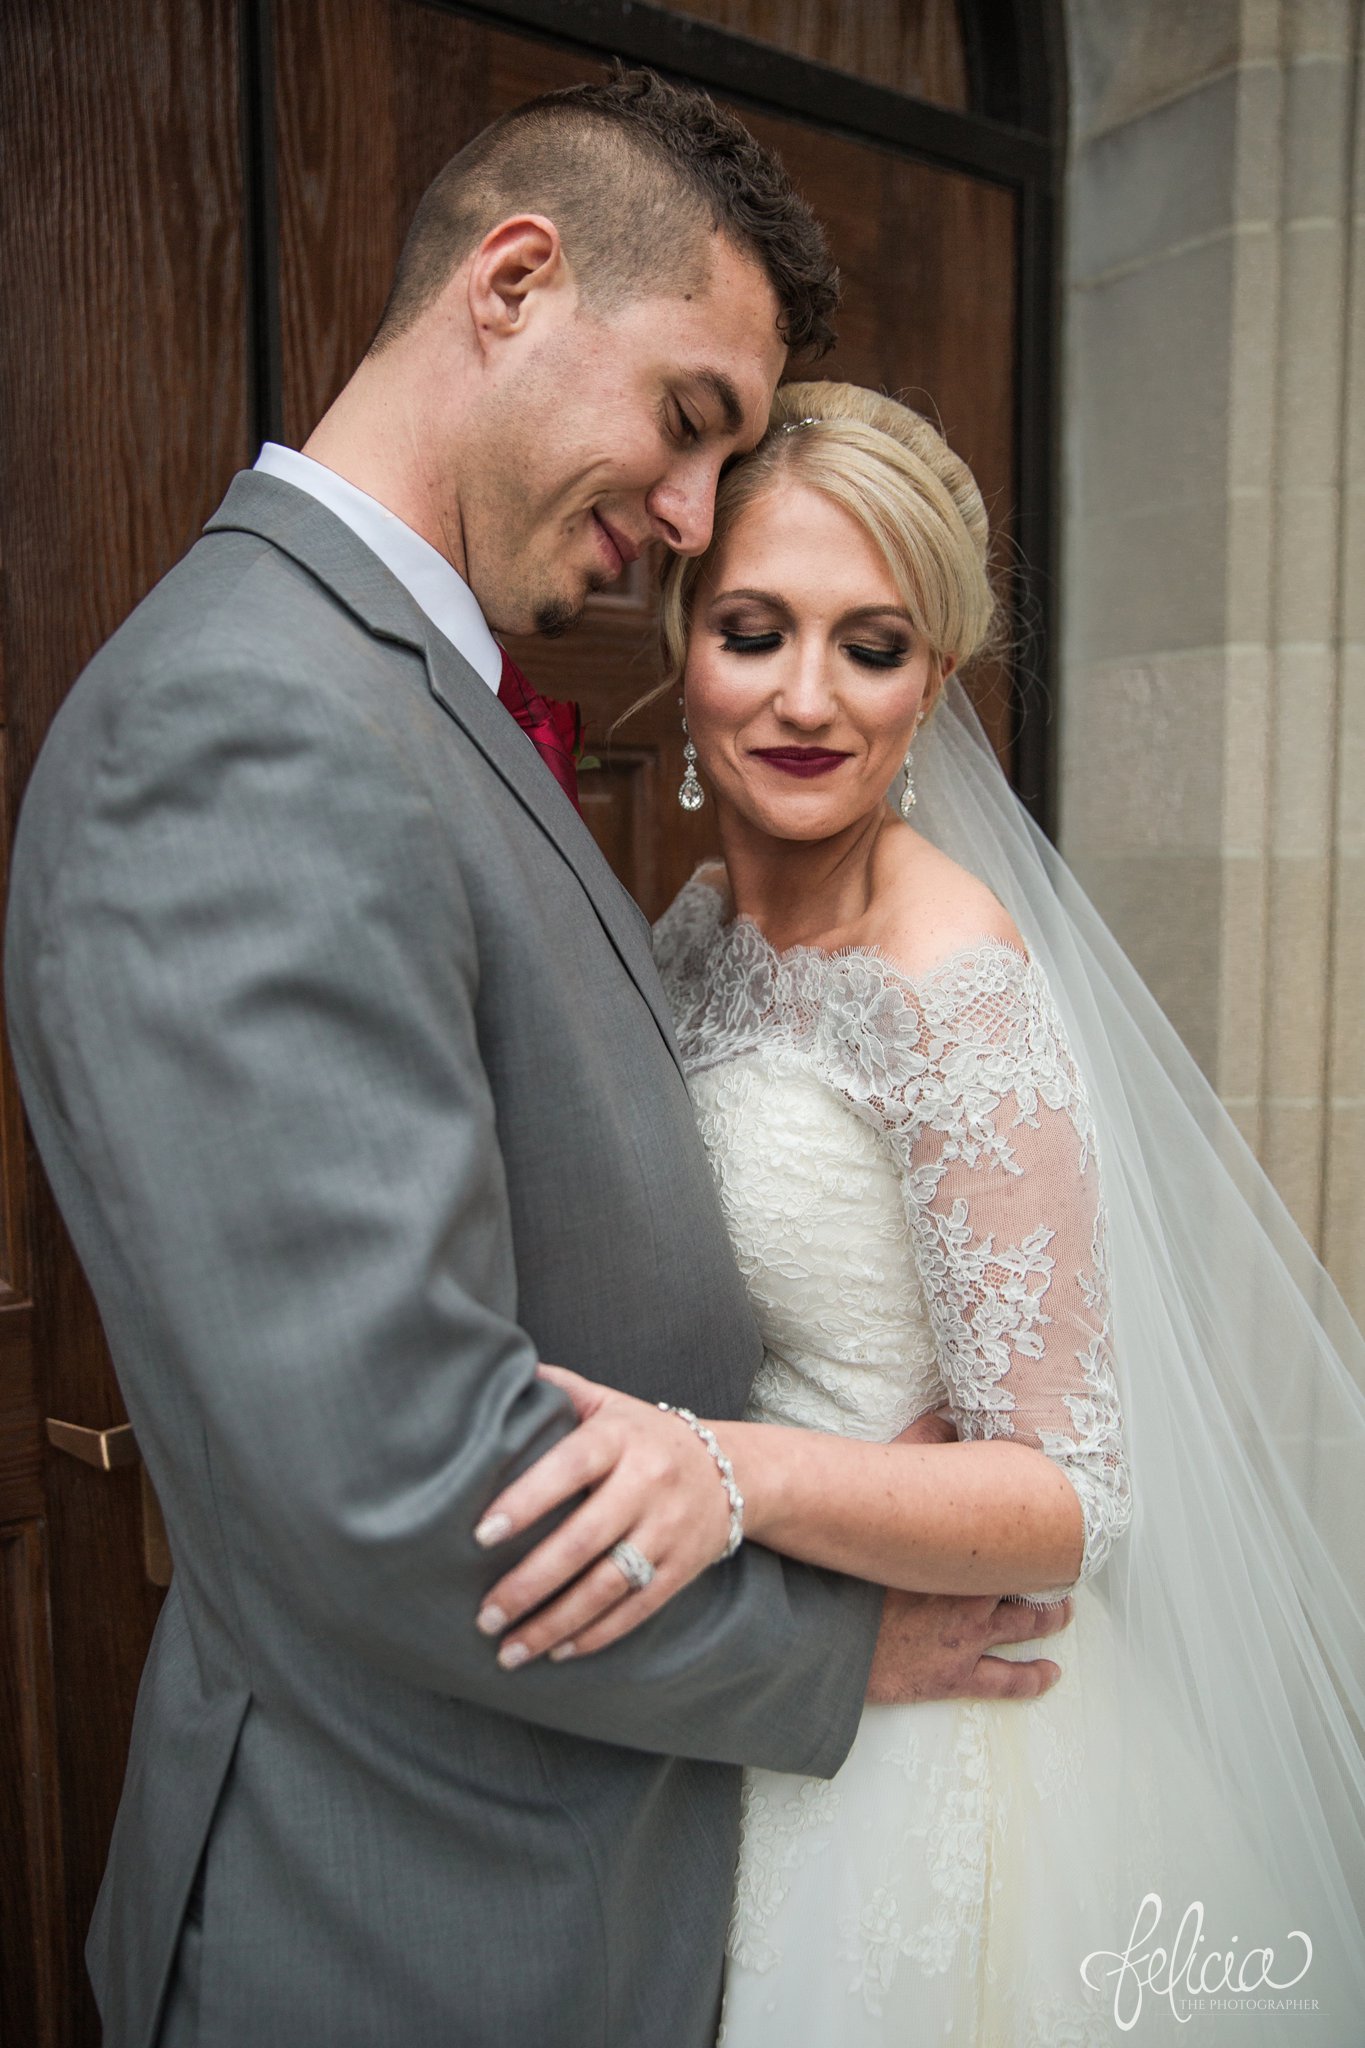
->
[679, 867, 1033, 996]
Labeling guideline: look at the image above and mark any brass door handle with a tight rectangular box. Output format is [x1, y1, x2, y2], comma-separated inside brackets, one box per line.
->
[45, 1417, 173, 1584]
[46, 1417, 140, 1468]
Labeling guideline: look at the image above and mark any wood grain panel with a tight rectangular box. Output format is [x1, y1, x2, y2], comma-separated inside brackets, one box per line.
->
[0, 0, 249, 787]
[0, 1303, 40, 1527]
[0, 1522, 64, 2048]
[664, 0, 970, 106]
[276, 0, 403, 444]
[0, 730, 31, 1306]
[881, 156, 1018, 760]
[276, 0, 492, 444]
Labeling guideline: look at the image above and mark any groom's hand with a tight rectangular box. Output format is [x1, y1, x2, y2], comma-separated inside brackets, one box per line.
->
[866, 1589, 1072, 1704]
[869, 1403, 1070, 1703]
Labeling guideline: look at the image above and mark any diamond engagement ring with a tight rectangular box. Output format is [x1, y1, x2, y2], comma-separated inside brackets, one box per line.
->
[609, 1540, 656, 1592]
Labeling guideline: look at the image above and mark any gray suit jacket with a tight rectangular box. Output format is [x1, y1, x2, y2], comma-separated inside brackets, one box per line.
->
[5, 473, 882, 2048]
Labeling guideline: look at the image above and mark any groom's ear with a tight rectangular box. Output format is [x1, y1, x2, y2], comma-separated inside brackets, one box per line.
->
[467, 216, 569, 350]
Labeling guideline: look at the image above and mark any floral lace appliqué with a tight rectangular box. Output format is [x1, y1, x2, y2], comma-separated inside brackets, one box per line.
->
[727, 1772, 843, 1974]
[654, 874, 1132, 1587]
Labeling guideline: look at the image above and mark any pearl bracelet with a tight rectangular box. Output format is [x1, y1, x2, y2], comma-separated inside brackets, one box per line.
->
[658, 1402, 745, 1561]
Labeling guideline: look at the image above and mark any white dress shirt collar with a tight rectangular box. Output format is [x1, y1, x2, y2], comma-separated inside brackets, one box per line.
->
[252, 442, 503, 692]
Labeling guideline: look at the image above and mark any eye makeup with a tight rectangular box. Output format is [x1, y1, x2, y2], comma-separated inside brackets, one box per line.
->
[720, 628, 782, 654]
[712, 617, 912, 671]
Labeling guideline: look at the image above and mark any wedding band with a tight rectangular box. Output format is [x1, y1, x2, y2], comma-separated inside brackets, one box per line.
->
[608, 1540, 656, 1592]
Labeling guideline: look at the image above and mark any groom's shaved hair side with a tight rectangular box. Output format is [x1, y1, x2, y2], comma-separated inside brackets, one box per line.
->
[370, 65, 838, 358]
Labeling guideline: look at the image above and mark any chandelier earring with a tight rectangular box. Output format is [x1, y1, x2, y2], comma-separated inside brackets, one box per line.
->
[899, 746, 917, 817]
[679, 711, 705, 813]
[899, 711, 925, 819]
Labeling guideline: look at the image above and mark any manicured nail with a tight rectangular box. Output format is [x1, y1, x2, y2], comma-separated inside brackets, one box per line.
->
[498, 1641, 530, 1670]
[476, 1604, 507, 1636]
[549, 1642, 576, 1662]
[474, 1512, 512, 1548]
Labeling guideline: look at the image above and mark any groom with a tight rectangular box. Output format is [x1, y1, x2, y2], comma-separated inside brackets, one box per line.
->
[5, 67, 1067, 2048]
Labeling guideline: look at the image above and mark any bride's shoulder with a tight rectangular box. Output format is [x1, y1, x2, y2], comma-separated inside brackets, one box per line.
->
[651, 861, 729, 975]
[689, 861, 729, 902]
[862, 831, 1027, 984]
[654, 862, 728, 933]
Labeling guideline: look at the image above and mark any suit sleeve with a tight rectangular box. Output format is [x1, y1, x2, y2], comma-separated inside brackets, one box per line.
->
[17, 653, 880, 1773]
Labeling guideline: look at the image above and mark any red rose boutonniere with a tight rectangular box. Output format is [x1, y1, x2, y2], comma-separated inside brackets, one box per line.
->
[544, 696, 600, 774]
[497, 651, 599, 811]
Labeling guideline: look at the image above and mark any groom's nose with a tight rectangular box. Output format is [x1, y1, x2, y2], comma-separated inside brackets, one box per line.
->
[646, 462, 717, 557]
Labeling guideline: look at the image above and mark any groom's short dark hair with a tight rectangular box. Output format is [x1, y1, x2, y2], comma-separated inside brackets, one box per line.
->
[371, 64, 838, 358]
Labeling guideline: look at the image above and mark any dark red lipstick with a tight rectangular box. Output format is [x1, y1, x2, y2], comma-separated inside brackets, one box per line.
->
[750, 746, 851, 779]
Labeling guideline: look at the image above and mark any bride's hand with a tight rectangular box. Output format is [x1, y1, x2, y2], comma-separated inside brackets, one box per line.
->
[472, 1363, 732, 1668]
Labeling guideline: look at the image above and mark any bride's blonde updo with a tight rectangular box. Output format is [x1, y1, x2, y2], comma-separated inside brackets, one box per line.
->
[657, 381, 999, 716]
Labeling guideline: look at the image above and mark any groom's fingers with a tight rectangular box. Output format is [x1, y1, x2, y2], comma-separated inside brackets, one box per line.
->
[961, 1594, 1072, 1698]
[966, 1655, 1061, 1701]
[988, 1596, 1073, 1648]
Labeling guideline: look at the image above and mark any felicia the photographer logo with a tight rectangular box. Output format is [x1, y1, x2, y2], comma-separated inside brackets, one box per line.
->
[1080, 1893, 1315, 2030]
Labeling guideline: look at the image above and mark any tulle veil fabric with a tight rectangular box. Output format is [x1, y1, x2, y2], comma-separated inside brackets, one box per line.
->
[906, 679, 1365, 2034]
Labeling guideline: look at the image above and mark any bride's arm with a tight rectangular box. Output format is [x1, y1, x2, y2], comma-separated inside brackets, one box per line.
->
[711, 937, 1126, 1601]
[469, 1367, 1081, 1668]
[710, 1422, 1085, 1597]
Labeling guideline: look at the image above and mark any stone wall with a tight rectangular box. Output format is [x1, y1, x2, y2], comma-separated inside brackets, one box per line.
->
[1060, 0, 1364, 1326]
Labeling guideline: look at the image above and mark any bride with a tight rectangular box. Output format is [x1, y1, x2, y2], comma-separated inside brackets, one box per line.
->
[473, 383, 1365, 2041]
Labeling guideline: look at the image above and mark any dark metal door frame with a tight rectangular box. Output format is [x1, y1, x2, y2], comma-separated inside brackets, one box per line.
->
[241, 0, 1066, 824]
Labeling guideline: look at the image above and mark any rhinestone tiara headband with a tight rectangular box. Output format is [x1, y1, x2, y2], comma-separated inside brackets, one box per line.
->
[779, 416, 823, 433]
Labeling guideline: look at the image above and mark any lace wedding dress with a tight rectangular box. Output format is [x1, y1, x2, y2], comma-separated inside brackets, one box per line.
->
[654, 870, 1307, 2047]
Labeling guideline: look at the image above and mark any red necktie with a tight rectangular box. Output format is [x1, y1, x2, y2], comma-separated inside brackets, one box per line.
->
[497, 649, 581, 816]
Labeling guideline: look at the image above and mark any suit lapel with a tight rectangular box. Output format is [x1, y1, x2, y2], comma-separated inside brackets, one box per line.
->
[203, 471, 684, 1075]
[418, 625, 684, 1070]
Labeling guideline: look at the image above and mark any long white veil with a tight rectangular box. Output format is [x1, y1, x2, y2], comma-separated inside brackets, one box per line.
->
[915, 678, 1365, 2033]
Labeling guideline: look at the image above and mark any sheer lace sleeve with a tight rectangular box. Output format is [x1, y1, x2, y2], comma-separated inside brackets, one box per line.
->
[830, 943, 1132, 1594]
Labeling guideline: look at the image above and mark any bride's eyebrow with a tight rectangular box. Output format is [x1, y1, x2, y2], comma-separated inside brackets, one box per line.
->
[836, 604, 915, 630]
[709, 588, 793, 617]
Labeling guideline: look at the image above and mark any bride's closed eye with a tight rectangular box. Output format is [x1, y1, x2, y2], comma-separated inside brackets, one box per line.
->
[720, 628, 782, 654]
[844, 640, 910, 670]
[714, 621, 911, 669]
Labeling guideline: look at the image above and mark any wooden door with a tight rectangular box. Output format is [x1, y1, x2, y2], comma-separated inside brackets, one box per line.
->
[0, 3, 1039, 2040]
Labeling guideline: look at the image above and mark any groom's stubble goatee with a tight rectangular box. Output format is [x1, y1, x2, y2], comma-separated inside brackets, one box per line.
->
[533, 595, 579, 638]
[534, 567, 610, 639]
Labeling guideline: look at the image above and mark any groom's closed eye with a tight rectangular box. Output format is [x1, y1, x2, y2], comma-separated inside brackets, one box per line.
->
[689, 368, 745, 438]
[666, 397, 703, 446]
